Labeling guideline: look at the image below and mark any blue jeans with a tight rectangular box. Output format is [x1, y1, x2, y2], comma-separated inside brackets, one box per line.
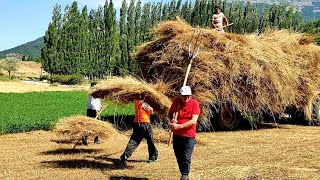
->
[173, 135, 195, 176]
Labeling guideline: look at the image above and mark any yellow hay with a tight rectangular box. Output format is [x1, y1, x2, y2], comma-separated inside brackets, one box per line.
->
[52, 115, 121, 142]
[91, 76, 172, 121]
[134, 19, 320, 120]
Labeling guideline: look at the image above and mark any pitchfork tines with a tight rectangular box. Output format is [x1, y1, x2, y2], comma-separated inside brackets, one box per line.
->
[188, 30, 202, 61]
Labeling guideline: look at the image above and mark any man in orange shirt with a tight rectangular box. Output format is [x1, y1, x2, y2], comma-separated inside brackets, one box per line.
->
[120, 97, 158, 166]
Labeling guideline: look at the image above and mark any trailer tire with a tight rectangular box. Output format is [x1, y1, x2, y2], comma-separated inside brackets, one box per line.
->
[218, 104, 240, 130]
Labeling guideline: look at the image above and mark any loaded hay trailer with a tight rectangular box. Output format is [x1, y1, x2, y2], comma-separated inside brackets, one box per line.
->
[93, 19, 320, 130]
[133, 19, 320, 130]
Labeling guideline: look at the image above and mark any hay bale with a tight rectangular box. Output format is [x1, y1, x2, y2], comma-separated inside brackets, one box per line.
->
[133, 19, 320, 120]
[91, 76, 172, 121]
[53, 115, 121, 143]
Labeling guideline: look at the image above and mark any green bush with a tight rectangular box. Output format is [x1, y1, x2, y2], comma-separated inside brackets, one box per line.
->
[49, 74, 84, 85]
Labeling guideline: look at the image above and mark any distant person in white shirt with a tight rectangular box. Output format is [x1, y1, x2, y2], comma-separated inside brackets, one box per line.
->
[87, 82, 103, 118]
[211, 6, 229, 33]
[86, 82, 104, 144]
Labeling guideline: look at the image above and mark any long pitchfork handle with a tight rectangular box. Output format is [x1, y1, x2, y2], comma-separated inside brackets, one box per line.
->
[168, 30, 202, 146]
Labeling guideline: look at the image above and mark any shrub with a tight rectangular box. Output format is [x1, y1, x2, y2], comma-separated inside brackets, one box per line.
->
[49, 74, 84, 85]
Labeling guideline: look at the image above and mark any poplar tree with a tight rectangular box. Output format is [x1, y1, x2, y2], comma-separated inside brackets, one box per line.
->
[104, 0, 117, 75]
[42, 4, 62, 75]
[127, 0, 136, 72]
[168, 0, 177, 20]
[135, 0, 142, 46]
[62, 2, 82, 75]
[79, 6, 90, 76]
[141, 3, 151, 42]
[181, 0, 191, 22]
[191, 0, 201, 26]
[119, 0, 128, 74]
[162, 3, 170, 21]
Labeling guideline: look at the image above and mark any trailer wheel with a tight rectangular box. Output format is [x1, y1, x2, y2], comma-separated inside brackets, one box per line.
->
[312, 95, 320, 124]
[218, 104, 240, 130]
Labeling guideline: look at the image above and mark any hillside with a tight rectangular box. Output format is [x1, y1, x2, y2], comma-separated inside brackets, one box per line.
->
[0, 37, 43, 59]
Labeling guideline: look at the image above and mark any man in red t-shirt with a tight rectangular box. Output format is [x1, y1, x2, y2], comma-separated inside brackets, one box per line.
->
[169, 86, 200, 180]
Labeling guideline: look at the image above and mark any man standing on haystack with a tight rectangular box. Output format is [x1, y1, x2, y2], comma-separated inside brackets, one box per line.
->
[169, 86, 200, 180]
[211, 6, 229, 33]
[120, 96, 158, 166]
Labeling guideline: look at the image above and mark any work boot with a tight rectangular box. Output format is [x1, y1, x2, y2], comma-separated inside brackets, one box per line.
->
[93, 136, 101, 144]
[180, 175, 189, 180]
[147, 159, 158, 163]
[147, 155, 158, 163]
[120, 154, 128, 166]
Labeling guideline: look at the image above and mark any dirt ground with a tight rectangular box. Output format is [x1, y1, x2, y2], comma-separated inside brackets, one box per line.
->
[0, 61, 45, 78]
[0, 61, 88, 93]
[1, 124, 320, 180]
[0, 81, 88, 93]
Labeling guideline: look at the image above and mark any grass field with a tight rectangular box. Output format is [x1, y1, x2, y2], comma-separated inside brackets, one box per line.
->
[0, 91, 134, 134]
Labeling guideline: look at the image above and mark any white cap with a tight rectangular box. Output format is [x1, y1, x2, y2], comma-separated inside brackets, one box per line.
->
[180, 86, 192, 95]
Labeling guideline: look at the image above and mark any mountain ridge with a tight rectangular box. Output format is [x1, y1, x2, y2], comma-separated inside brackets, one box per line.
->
[0, 37, 43, 59]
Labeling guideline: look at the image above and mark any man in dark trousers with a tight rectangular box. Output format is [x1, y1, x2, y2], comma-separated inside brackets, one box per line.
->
[120, 97, 158, 166]
[169, 86, 200, 180]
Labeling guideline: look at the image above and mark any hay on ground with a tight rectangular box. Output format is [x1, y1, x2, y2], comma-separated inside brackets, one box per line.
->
[133, 18, 320, 120]
[52, 115, 121, 143]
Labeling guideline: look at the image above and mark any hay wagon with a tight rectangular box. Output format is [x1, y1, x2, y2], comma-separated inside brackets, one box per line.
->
[132, 19, 320, 130]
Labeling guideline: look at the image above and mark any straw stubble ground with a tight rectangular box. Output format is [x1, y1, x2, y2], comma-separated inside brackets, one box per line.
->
[1, 125, 320, 179]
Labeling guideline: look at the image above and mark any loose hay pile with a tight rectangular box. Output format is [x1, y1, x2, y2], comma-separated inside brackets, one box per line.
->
[134, 19, 320, 120]
[53, 115, 121, 144]
[91, 76, 172, 121]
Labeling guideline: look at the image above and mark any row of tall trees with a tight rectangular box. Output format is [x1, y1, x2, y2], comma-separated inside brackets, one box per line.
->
[42, 0, 304, 78]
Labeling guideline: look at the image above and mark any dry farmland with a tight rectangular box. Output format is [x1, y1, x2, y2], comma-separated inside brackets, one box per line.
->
[1, 124, 320, 180]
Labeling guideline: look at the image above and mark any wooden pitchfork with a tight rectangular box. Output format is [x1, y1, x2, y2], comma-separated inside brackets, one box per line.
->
[168, 30, 202, 146]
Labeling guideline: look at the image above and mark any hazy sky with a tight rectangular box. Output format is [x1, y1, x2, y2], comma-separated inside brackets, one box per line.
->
[0, 0, 170, 51]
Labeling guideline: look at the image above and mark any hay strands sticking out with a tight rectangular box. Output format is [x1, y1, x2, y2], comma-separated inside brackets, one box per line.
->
[169, 30, 202, 146]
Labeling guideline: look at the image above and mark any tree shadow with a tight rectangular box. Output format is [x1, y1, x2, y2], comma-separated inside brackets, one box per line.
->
[41, 148, 103, 155]
[41, 157, 133, 170]
[109, 176, 149, 180]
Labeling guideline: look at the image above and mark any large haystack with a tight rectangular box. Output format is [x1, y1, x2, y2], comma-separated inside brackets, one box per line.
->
[134, 19, 320, 119]
[91, 76, 172, 121]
